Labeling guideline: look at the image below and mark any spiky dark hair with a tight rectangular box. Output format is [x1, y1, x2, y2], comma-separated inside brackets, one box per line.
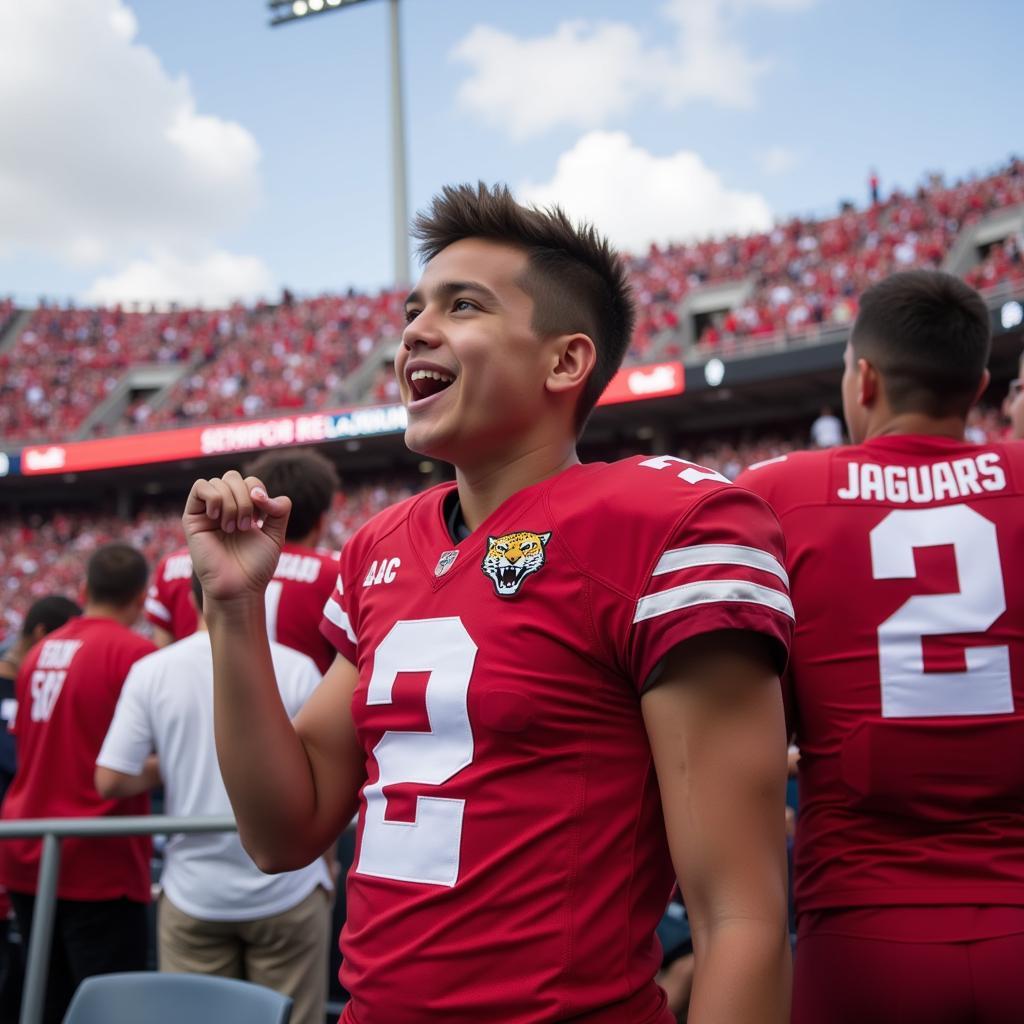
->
[412, 183, 636, 429]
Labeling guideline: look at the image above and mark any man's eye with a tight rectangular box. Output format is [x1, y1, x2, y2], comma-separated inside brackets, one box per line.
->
[453, 299, 477, 313]
[403, 308, 420, 324]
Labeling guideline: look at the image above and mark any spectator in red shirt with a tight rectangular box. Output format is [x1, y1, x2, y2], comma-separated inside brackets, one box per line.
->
[0, 544, 155, 1024]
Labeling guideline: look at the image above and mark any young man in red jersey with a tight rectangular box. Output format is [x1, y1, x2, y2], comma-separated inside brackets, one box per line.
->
[149, 448, 339, 672]
[0, 544, 155, 1024]
[737, 270, 1024, 1024]
[185, 185, 794, 1024]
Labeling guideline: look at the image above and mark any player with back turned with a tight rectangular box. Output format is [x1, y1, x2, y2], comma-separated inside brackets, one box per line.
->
[185, 185, 795, 1024]
[737, 270, 1024, 1024]
[148, 448, 339, 675]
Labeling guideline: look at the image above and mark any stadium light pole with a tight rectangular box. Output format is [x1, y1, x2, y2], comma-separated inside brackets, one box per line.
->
[268, 0, 412, 287]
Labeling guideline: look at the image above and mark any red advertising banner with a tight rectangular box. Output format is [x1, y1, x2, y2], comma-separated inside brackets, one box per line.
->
[597, 361, 685, 406]
[14, 362, 684, 477]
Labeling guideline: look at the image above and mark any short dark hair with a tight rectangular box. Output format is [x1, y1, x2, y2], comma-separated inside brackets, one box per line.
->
[190, 571, 203, 615]
[22, 595, 81, 638]
[85, 543, 149, 608]
[850, 270, 991, 418]
[412, 183, 636, 429]
[244, 449, 339, 541]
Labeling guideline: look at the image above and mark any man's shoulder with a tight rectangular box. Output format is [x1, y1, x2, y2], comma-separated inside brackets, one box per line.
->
[552, 455, 735, 528]
[550, 456, 778, 593]
[735, 448, 831, 508]
[996, 438, 1024, 479]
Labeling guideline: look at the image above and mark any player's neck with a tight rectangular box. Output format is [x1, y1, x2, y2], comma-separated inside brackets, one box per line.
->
[864, 411, 969, 443]
[83, 602, 137, 627]
[455, 441, 580, 531]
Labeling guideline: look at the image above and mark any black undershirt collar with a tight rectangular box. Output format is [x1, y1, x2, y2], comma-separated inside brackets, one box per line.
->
[443, 488, 472, 543]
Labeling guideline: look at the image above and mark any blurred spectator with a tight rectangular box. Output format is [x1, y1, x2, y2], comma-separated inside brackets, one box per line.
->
[0, 596, 81, 1024]
[0, 544, 155, 1024]
[96, 574, 332, 1024]
[810, 406, 844, 448]
[239, 448, 340, 673]
[148, 449, 342, 673]
[869, 169, 880, 205]
[145, 547, 197, 649]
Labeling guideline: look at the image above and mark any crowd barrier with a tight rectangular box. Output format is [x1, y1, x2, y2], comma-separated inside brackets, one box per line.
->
[0, 815, 236, 1024]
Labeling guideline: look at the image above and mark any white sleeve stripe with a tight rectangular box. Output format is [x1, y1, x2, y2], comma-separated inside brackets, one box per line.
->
[323, 596, 357, 644]
[634, 579, 795, 624]
[144, 596, 172, 622]
[652, 544, 789, 586]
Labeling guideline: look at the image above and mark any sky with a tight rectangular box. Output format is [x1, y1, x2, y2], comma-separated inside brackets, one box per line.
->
[0, 0, 1020, 307]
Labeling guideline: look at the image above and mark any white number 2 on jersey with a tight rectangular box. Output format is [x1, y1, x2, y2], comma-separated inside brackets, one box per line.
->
[869, 504, 1012, 718]
[356, 617, 478, 887]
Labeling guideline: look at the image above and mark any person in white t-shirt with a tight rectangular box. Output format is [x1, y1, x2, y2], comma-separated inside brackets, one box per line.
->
[95, 573, 332, 1024]
[810, 405, 844, 448]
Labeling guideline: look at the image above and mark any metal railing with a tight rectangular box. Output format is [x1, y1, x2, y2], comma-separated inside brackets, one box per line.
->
[0, 815, 236, 1024]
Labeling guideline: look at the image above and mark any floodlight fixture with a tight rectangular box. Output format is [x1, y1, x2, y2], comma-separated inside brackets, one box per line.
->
[268, 0, 411, 286]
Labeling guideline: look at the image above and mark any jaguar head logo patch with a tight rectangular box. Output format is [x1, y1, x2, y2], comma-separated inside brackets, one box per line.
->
[481, 530, 551, 597]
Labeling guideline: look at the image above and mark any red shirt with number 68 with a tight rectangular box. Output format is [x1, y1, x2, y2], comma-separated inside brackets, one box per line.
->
[0, 616, 155, 902]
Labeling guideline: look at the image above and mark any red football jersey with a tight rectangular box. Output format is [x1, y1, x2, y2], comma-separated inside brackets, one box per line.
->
[145, 548, 198, 641]
[265, 543, 339, 675]
[147, 544, 337, 672]
[320, 456, 793, 1024]
[0, 617, 156, 901]
[738, 435, 1024, 916]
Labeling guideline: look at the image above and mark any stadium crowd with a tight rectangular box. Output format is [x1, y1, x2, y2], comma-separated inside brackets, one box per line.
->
[1, 158, 1022, 443]
[2, 402, 1012, 648]
[0, 480, 413, 648]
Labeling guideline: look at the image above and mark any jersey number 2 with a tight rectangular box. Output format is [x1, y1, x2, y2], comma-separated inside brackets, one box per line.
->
[356, 617, 478, 887]
[870, 504, 1012, 718]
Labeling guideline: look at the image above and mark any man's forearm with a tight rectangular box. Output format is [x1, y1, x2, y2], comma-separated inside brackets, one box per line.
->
[688, 919, 791, 1024]
[206, 597, 321, 869]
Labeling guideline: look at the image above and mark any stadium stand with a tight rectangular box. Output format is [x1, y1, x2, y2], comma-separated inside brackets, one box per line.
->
[0, 158, 1022, 443]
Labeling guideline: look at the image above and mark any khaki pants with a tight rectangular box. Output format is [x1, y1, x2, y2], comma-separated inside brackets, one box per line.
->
[158, 887, 331, 1024]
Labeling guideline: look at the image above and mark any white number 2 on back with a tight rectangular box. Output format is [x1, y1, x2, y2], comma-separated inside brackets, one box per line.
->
[357, 617, 478, 887]
[870, 505, 1012, 718]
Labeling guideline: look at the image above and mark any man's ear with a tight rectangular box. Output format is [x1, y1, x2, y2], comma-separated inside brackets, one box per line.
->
[546, 333, 596, 397]
[858, 357, 880, 408]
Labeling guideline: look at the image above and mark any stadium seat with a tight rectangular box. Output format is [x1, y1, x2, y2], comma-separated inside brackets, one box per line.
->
[61, 972, 292, 1024]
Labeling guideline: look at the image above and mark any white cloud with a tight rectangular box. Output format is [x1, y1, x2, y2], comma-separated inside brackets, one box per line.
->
[452, 22, 648, 142]
[520, 132, 773, 253]
[757, 145, 799, 175]
[0, 0, 266, 301]
[85, 249, 274, 309]
[452, 0, 814, 139]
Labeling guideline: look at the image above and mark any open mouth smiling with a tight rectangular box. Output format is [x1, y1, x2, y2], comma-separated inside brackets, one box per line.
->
[407, 367, 456, 403]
